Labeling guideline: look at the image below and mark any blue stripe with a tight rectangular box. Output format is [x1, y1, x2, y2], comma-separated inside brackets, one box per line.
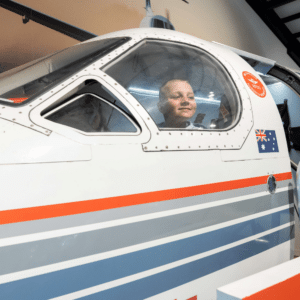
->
[81, 226, 293, 300]
[0, 209, 292, 300]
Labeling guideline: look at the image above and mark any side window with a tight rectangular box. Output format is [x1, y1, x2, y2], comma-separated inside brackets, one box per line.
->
[105, 40, 240, 130]
[261, 74, 300, 155]
[261, 74, 300, 128]
[43, 80, 138, 134]
[153, 19, 164, 28]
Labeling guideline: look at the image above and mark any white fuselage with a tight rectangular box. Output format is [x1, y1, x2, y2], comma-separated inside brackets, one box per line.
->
[0, 28, 294, 300]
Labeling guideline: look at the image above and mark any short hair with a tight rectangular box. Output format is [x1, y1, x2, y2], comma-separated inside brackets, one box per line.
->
[159, 79, 191, 103]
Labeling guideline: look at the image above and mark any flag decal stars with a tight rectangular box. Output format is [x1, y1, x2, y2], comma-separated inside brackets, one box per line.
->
[255, 130, 279, 153]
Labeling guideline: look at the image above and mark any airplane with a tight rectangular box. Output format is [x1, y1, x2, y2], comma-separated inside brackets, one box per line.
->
[140, 0, 175, 30]
[0, 1, 299, 300]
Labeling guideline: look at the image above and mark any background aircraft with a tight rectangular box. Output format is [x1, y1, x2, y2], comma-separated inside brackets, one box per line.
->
[140, 0, 175, 30]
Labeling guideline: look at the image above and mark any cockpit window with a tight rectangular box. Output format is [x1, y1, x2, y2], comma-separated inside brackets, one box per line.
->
[0, 37, 129, 106]
[105, 40, 240, 130]
[45, 93, 137, 133]
[42, 79, 139, 134]
[153, 19, 164, 28]
[152, 17, 175, 30]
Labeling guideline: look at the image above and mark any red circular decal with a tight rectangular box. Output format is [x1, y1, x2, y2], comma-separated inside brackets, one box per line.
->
[242, 71, 266, 98]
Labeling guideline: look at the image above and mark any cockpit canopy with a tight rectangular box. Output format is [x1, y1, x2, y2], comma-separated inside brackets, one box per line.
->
[105, 40, 240, 130]
[0, 34, 241, 132]
[0, 37, 129, 105]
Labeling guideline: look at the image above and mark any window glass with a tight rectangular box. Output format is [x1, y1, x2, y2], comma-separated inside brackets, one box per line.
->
[0, 37, 129, 106]
[45, 94, 137, 133]
[105, 40, 240, 130]
[261, 74, 300, 161]
[261, 74, 300, 127]
[41, 80, 135, 120]
[153, 19, 164, 28]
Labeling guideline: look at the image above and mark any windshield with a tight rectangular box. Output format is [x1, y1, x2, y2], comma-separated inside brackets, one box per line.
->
[105, 40, 240, 130]
[0, 37, 129, 106]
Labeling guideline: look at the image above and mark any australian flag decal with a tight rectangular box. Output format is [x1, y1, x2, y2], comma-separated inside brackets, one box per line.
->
[256, 130, 279, 153]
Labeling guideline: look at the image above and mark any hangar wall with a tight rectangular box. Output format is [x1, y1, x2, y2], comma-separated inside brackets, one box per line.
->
[0, 0, 299, 71]
[150, 0, 299, 70]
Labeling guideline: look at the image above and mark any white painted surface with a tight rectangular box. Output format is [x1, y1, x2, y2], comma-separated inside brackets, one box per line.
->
[217, 256, 300, 300]
[0, 29, 292, 211]
[0, 28, 294, 300]
[212, 42, 276, 69]
[0, 123, 91, 164]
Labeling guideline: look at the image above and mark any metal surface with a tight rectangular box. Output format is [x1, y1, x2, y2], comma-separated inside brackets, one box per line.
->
[213, 42, 276, 74]
[0, 28, 295, 300]
[268, 175, 277, 194]
[291, 159, 298, 170]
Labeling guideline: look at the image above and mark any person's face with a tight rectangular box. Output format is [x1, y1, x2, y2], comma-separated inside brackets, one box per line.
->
[160, 80, 196, 123]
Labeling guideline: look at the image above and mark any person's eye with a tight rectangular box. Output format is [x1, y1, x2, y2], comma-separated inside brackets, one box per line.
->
[189, 96, 195, 100]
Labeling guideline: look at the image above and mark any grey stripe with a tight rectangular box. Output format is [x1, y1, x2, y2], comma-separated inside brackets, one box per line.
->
[0, 179, 292, 239]
[0, 190, 291, 276]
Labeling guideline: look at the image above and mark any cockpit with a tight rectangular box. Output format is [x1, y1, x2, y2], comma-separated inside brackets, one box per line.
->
[0, 37, 129, 105]
[0, 36, 241, 133]
[105, 40, 240, 130]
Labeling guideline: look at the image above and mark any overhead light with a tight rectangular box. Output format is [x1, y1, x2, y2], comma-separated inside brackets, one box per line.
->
[195, 97, 220, 104]
[129, 87, 159, 96]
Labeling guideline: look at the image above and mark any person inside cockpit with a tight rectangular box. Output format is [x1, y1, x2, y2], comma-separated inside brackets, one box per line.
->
[157, 79, 199, 129]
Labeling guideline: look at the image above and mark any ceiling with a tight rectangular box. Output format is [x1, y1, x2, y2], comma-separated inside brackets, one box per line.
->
[246, 0, 300, 67]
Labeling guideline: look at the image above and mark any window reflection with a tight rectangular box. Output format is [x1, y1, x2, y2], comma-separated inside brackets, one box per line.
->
[0, 38, 129, 106]
[46, 94, 137, 133]
[105, 40, 240, 130]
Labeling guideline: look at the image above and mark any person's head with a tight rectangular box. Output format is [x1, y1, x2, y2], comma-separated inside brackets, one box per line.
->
[158, 79, 196, 128]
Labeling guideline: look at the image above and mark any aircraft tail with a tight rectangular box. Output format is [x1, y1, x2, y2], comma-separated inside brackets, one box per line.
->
[146, 0, 151, 9]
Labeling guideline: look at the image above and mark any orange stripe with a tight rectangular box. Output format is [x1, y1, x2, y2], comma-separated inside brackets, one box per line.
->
[8, 97, 28, 103]
[274, 172, 292, 182]
[0, 172, 292, 225]
[244, 273, 300, 300]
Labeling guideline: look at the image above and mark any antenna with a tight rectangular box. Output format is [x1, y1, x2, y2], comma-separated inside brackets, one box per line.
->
[166, 9, 170, 29]
[144, 0, 154, 17]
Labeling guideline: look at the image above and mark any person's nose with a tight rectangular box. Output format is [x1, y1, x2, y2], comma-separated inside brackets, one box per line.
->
[180, 95, 190, 105]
